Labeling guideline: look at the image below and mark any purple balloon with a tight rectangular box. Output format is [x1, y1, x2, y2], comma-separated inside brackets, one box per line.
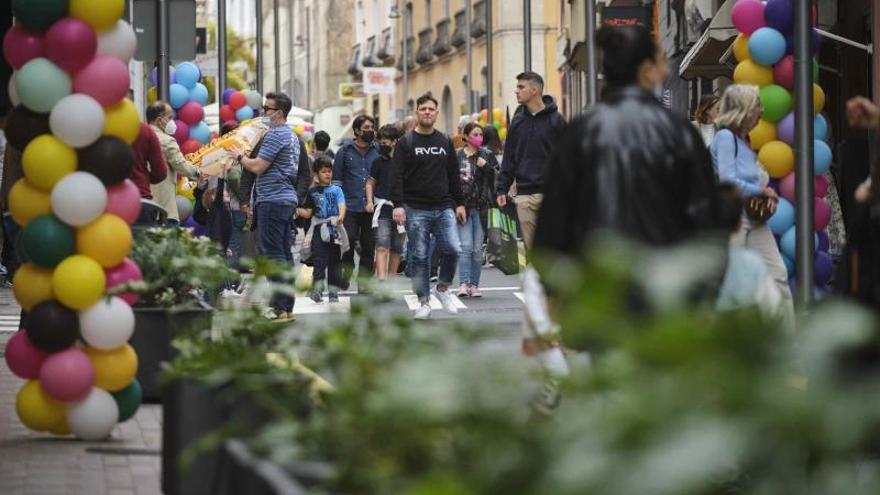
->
[765, 0, 794, 35]
[150, 66, 176, 86]
[777, 113, 796, 145]
[172, 119, 190, 146]
[768, 178, 780, 192]
[818, 231, 830, 253]
[222, 88, 237, 105]
[785, 29, 821, 56]
[815, 251, 833, 287]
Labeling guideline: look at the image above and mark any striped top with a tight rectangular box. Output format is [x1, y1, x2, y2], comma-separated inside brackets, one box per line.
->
[256, 124, 299, 205]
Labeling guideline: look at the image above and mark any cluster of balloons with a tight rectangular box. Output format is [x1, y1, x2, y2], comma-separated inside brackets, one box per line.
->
[219, 88, 263, 131]
[470, 108, 509, 141]
[4, 0, 145, 441]
[731, 0, 832, 291]
[294, 122, 315, 142]
[148, 61, 214, 155]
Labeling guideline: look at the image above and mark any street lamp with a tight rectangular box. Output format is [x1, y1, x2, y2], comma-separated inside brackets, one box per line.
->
[389, 3, 407, 119]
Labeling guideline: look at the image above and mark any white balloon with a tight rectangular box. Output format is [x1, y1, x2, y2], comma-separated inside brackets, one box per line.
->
[8, 73, 19, 106]
[97, 20, 137, 62]
[176, 195, 193, 221]
[50, 172, 108, 227]
[67, 387, 119, 441]
[49, 94, 106, 148]
[246, 90, 263, 110]
[79, 297, 135, 350]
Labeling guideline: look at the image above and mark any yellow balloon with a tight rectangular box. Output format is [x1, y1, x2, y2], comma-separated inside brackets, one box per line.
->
[52, 254, 106, 310]
[749, 119, 777, 151]
[733, 34, 750, 62]
[22, 135, 77, 191]
[499, 128, 508, 141]
[103, 99, 141, 144]
[77, 214, 133, 268]
[733, 60, 773, 87]
[13, 263, 54, 310]
[294, 125, 304, 136]
[69, 0, 126, 30]
[48, 416, 71, 436]
[8, 178, 51, 226]
[16, 380, 66, 432]
[147, 86, 158, 104]
[758, 140, 795, 179]
[813, 84, 825, 114]
[85, 344, 138, 392]
[492, 108, 503, 121]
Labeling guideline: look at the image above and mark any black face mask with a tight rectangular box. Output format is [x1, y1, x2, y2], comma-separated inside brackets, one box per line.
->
[360, 130, 375, 143]
[379, 144, 393, 156]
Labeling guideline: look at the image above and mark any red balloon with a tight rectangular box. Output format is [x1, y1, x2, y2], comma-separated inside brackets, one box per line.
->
[4, 331, 48, 379]
[181, 139, 201, 155]
[219, 104, 235, 123]
[229, 91, 247, 110]
[173, 120, 190, 146]
[815, 197, 831, 231]
[772, 56, 794, 91]
[177, 102, 205, 126]
[45, 18, 97, 73]
[105, 258, 142, 306]
[815, 175, 829, 198]
[3, 25, 45, 70]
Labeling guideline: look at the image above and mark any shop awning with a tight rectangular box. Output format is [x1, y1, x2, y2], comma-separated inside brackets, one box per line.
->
[679, 0, 737, 80]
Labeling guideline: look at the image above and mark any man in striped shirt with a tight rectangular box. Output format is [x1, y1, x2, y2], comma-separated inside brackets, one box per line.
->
[235, 92, 299, 321]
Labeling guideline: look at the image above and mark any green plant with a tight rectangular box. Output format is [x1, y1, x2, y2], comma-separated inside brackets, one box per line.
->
[125, 227, 238, 307]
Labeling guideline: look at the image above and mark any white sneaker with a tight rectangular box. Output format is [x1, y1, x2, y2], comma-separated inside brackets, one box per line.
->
[414, 304, 432, 320]
[435, 289, 459, 315]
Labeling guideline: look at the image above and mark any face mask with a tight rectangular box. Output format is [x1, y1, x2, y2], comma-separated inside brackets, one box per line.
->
[261, 117, 272, 126]
[653, 84, 665, 101]
[360, 130, 375, 143]
[379, 144, 393, 156]
[467, 136, 484, 148]
[164, 119, 177, 136]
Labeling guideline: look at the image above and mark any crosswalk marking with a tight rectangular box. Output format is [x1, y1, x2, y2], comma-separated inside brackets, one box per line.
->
[293, 296, 351, 315]
[403, 294, 467, 311]
[513, 292, 525, 303]
[0, 315, 20, 334]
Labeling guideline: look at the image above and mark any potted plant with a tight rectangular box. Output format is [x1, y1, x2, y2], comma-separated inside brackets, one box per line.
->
[120, 227, 238, 401]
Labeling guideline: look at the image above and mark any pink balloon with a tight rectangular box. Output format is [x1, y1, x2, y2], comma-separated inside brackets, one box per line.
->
[815, 175, 828, 198]
[773, 56, 794, 91]
[815, 197, 831, 231]
[178, 102, 205, 126]
[731, 0, 766, 35]
[780, 173, 830, 205]
[39, 348, 95, 402]
[173, 120, 190, 145]
[73, 55, 130, 107]
[45, 18, 97, 73]
[106, 179, 141, 224]
[105, 258, 143, 306]
[2, 25, 45, 70]
[4, 331, 48, 379]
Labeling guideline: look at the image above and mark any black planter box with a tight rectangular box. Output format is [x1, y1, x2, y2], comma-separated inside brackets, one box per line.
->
[130, 306, 212, 402]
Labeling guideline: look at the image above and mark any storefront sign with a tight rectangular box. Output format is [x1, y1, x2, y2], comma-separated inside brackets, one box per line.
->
[362, 68, 397, 95]
[339, 82, 366, 100]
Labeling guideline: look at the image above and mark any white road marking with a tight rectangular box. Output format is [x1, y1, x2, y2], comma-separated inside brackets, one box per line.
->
[513, 292, 525, 303]
[293, 297, 351, 315]
[403, 294, 467, 311]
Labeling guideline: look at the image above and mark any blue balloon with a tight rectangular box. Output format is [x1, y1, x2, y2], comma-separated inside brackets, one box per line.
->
[765, 0, 794, 35]
[815, 251, 833, 287]
[189, 121, 211, 145]
[782, 255, 795, 278]
[768, 198, 795, 236]
[169, 83, 189, 109]
[779, 226, 818, 261]
[814, 114, 828, 141]
[749, 28, 787, 66]
[188, 83, 209, 106]
[814, 140, 832, 175]
[175, 62, 201, 89]
[235, 106, 254, 122]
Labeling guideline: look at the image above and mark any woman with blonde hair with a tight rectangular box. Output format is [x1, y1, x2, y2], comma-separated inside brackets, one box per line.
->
[711, 83, 794, 323]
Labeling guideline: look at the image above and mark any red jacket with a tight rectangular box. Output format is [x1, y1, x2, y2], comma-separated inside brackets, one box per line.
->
[130, 123, 168, 198]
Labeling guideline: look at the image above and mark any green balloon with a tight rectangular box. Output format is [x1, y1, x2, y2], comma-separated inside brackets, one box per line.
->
[16, 58, 72, 114]
[493, 120, 502, 130]
[14, 231, 31, 264]
[112, 380, 143, 422]
[12, 0, 68, 32]
[19, 215, 74, 268]
[760, 85, 792, 123]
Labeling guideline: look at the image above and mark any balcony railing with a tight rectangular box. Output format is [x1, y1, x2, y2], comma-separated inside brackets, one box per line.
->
[471, 0, 486, 38]
[451, 9, 466, 48]
[362, 35, 381, 67]
[396, 37, 416, 71]
[348, 43, 362, 77]
[377, 27, 395, 61]
[433, 18, 452, 56]
[415, 27, 434, 65]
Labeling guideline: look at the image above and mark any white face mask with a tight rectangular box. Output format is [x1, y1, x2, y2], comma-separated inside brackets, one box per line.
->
[164, 119, 177, 136]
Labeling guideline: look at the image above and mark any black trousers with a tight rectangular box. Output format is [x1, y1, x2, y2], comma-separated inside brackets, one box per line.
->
[341, 211, 375, 288]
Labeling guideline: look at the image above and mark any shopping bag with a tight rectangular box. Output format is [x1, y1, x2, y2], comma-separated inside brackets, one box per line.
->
[486, 208, 520, 275]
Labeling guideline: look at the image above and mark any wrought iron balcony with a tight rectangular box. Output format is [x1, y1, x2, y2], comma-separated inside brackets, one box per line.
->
[377, 27, 395, 62]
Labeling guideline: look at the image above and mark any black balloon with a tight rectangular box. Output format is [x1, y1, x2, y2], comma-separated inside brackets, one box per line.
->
[4, 106, 50, 151]
[77, 136, 135, 186]
[25, 300, 80, 352]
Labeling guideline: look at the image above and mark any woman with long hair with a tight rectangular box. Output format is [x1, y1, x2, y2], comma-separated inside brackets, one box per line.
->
[482, 124, 504, 169]
[694, 94, 720, 147]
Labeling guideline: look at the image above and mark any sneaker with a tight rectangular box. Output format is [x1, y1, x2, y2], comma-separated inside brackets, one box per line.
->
[310, 292, 324, 303]
[469, 285, 482, 298]
[328, 293, 339, 303]
[414, 304, 432, 320]
[457, 284, 469, 297]
[435, 289, 458, 315]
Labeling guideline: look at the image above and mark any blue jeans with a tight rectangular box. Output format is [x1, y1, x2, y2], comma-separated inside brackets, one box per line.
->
[405, 207, 461, 302]
[227, 210, 247, 269]
[311, 235, 342, 296]
[256, 202, 296, 313]
[457, 210, 484, 286]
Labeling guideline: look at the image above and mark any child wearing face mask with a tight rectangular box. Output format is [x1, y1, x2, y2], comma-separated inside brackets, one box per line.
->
[366, 124, 406, 282]
[455, 122, 498, 298]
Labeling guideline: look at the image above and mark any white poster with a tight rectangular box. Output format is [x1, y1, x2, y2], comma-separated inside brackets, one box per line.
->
[362, 68, 397, 95]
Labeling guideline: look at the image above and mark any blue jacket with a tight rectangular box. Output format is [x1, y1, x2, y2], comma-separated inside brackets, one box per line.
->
[333, 142, 380, 212]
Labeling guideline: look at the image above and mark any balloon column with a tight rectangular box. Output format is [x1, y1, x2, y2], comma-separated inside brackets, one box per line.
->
[148, 61, 212, 155]
[731, 0, 831, 293]
[469, 107, 508, 141]
[220, 88, 264, 128]
[3, 0, 143, 440]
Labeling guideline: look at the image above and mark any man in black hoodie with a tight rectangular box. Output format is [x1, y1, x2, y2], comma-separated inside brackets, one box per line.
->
[496, 72, 567, 250]
[391, 93, 466, 320]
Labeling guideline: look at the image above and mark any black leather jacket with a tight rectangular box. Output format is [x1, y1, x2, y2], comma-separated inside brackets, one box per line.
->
[534, 86, 721, 256]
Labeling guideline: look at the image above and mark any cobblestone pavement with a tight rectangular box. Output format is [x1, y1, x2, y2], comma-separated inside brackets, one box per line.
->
[0, 289, 163, 495]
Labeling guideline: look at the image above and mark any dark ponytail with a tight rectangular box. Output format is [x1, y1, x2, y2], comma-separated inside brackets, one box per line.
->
[596, 25, 658, 88]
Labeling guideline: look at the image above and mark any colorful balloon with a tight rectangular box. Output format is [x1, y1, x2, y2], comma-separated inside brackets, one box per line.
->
[22, 134, 77, 191]
[4, 105, 51, 151]
[177, 195, 194, 221]
[178, 102, 205, 125]
[815, 251, 833, 287]
[814, 140, 832, 175]
[40, 348, 95, 402]
[25, 300, 80, 352]
[814, 197, 831, 231]
[813, 84, 826, 113]
[76, 214, 133, 268]
[112, 379, 142, 422]
[748, 27, 786, 66]
[12, 262, 54, 311]
[85, 344, 138, 392]
[189, 121, 212, 144]
[235, 106, 254, 122]
[8, 179, 51, 226]
[772, 56, 794, 91]
[79, 297, 135, 350]
[758, 141, 795, 179]
[732, 34, 750, 62]
[767, 198, 795, 236]
[105, 179, 142, 225]
[103, 99, 141, 144]
[15, 58, 72, 113]
[760, 85, 792, 123]
[749, 119, 777, 151]
[16, 380, 66, 432]
[50, 94, 105, 148]
[219, 104, 236, 123]
[814, 114, 828, 142]
[229, 91, 247, 110]
[765, 0, 794, 34]
[97, 20, 137, 62]
[3, 25, 45, 70]
[174, 61, 201, 89]
[67, 387, 119, 440]
[733, 60, 773, 87]
[78, 136, 135, 186]
[104, 258, 142, 306]
[189, 83, 210, 106]
[73, 55, 130, 107]
[19, 214, 75, 268]
[69, 0, 126, 30]
[173, 119, 191, 145]
[731, 0, 765, 35]
[52, 254, 107, 310]
[180, 139, 201, 156]
[4, 331, 49, 379]
[11, 0, 68, 32]
[245, 90, 263, 110]
[51, 172, 108, 227]
[222, 88, 237, 104]
[45, 18, 97, 73]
